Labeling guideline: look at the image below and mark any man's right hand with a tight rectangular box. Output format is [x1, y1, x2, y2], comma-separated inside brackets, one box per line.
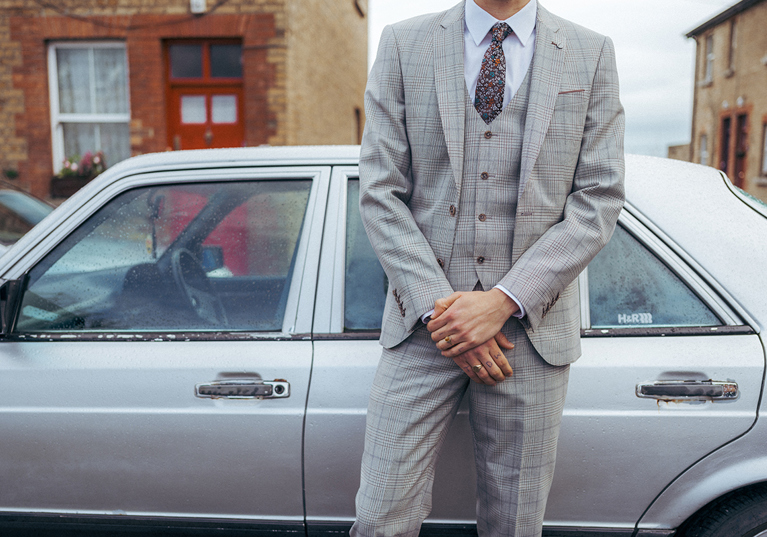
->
[451, 333, 515, 385]
[429, 292, 514, 385]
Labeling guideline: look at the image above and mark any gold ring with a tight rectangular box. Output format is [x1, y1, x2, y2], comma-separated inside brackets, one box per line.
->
[472, 364, 483, 373]
[444, 336, 451, 344]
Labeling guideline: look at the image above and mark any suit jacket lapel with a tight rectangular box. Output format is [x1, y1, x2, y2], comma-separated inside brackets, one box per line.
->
[519, 5, 565, 199]
[434, 2, 466, 194]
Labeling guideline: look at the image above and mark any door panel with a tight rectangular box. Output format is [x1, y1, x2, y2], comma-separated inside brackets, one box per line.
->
[0, 341, 310, 520]
[546, 333, 763, 526]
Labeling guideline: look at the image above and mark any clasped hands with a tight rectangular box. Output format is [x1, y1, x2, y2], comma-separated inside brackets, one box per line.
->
[426, 289, 517, 386]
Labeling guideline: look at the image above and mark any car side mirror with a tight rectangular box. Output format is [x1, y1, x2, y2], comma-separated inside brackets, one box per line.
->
[0, 277, 25, 337]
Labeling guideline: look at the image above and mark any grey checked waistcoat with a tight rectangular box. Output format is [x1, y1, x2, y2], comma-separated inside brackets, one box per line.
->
[447, 65, 532, 293]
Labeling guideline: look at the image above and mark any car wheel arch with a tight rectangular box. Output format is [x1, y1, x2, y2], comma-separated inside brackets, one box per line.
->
[672, 482, 767, 537]
[637, 438, 767, 532]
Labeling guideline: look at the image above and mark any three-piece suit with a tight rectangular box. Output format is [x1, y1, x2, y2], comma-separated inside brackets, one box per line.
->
[353, 2, 625, 535]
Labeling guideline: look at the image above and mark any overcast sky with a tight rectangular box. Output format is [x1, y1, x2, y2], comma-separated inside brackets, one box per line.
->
[368, 0, 737, 157]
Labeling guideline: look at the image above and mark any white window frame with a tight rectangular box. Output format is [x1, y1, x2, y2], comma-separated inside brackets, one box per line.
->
[48, 41, 131, 174]
[700, 134, 709, 166]
[761, 124, 767, 176]
[704, 34, 714, 83]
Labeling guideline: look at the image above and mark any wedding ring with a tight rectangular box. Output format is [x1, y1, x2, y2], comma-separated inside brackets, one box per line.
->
[472, 364, 483, 373]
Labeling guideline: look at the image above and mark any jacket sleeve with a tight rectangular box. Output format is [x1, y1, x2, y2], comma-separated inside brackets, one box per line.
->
[499, 36, 626, 332]
[358, 25, 454, 333]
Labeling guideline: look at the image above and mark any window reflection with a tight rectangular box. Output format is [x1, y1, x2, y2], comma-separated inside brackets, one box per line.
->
[588, 225, 720, 328]
[17, 180, 312, 333]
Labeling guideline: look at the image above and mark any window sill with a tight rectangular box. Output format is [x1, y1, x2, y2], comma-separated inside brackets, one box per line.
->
[697, 79, 713, 88]
[755, 176, 767, 187]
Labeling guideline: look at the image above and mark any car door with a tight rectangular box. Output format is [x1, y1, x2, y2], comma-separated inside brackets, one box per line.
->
[0, 166, 329, 532]
[544, 207, 765, 530]
[307, 173, 765, 534]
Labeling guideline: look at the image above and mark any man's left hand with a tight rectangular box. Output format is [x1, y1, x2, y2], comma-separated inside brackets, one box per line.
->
[427, 289, 519, 358]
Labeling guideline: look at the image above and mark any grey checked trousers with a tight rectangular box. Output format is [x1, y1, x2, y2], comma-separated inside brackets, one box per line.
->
[351, 320, 569, 537]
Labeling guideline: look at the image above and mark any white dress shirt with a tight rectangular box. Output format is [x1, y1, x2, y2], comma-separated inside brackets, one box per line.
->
[421, 0, 537, 324]
[464, 0, 537, 106]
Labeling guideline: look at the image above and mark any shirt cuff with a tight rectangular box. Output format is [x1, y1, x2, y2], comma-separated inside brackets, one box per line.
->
[421, 309, 435, 324]
[493, 284, 526, 318]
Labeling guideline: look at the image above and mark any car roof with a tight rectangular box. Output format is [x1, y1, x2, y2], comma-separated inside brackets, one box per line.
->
[624, 154, 766, 330]
[102, 145, 362, 178]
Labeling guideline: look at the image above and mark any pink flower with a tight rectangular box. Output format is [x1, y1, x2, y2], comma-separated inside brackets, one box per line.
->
[70, 163, 78, 172]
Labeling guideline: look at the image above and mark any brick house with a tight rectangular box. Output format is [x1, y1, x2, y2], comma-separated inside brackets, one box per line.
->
[0, 0, 367, 198]
[687, 0, 767, 201]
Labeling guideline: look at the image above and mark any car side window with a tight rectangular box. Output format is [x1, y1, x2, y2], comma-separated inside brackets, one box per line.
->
[15, 180, 312, 332]
[587, 225, 721, 328]
[344, 179, 386, 331]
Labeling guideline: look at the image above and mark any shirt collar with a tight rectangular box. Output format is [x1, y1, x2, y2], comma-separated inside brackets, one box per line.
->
[465, 0, 537, 47]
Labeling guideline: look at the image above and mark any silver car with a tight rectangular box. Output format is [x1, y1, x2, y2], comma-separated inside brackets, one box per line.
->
[0, 146, 765, 537]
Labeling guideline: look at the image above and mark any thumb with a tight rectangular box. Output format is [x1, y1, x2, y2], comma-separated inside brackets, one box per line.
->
[494, 331, 515, 350]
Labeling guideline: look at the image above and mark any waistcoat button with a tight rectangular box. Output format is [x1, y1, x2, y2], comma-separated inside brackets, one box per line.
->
[449, 205, 456, 217]
[484, 131, 492, 139]
[477, 256, 485, 264]
[437, 258, 445, 268]
[478, 214, 486, 222]
[480, 172, 489, 180]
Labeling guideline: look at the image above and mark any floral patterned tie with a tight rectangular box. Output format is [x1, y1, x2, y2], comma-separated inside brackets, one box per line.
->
[474, 22, 513, 124]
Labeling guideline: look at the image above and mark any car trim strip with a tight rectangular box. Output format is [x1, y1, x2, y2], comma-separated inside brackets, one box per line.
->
[581, 325, 754, 338]
[3, 332, 314, 342]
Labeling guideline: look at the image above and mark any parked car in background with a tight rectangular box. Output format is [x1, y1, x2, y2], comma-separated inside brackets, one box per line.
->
[0, 184, 53, 252]
[0, 147, 765, 537]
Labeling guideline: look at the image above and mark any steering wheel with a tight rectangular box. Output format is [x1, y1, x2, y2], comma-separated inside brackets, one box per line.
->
[170, 248, 228, 327]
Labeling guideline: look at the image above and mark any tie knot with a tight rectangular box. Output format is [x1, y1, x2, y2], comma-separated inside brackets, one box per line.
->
[491, 22, 512, 43]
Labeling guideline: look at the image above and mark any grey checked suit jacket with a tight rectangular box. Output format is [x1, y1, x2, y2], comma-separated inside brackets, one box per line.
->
[359, 2, 625, 366]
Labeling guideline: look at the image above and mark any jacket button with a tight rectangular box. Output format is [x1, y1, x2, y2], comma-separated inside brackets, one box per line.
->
[480, 172, 489, 180]
[477, 256, 485, 264]
[484, 131, 493, 139]
[437, 258, 445, 268]
[449, 205, 456, 217]
[478, 214, 486, 222]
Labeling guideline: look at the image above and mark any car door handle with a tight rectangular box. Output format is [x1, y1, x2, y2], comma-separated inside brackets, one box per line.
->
[195, 379, 290, 399]
[636, 380, 738, 401]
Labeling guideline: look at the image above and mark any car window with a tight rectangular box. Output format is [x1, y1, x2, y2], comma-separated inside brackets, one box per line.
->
[0, 190, 53, 245]
[344, 179, 386, 331]
[587, 225, 721, 328]
[15, 180, 312, 332]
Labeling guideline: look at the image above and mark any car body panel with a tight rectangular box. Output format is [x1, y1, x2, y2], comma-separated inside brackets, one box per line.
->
[306, 157, 766, 531]
[637, 392, 767, 529]
[0, 148, 764, 535]
[0, 340, 311, 521]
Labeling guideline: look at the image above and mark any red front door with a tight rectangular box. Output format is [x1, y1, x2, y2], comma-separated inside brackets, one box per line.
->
[166, 40, 244, 150]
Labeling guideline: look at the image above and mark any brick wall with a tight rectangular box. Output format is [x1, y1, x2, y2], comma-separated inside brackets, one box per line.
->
[690, 0, 767, 202]
[0, 0, 367, 198]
